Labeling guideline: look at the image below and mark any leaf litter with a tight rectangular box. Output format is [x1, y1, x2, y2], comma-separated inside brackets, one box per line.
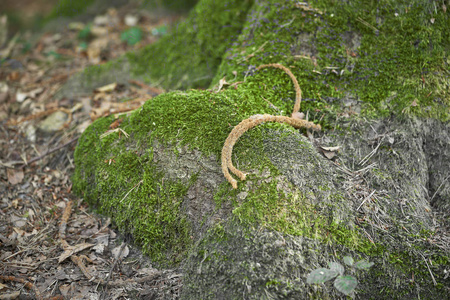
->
[0, 1, 185, 299]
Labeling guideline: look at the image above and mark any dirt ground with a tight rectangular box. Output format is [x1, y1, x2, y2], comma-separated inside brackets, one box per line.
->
[0, 2, 186, 299]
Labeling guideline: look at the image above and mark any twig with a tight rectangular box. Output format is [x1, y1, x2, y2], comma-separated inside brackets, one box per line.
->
[356, 17, 380, 33]
[355, 162, 377, 176]
[359, 136, 384, 166]
[22, 137, 79, 168]
[360, 227, 375, 244]
[129, 79, 165, 95]
[120, 180, 143, 203]
[356, 190, 376, 211]
[419, 253, 437, 286]
[2, 137, 79, 169]
[430, 174, 450, 202]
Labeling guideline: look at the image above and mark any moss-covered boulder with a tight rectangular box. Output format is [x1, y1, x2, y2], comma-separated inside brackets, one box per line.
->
[72, 0, 450, 298]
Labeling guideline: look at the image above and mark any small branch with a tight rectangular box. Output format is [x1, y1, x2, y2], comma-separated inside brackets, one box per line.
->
[420, 253, 437, 286]
[120, 180, 143, 203]
[358, 136, 385, 166]
[15, 137, 79, 169]
[356, 190, 376, 211]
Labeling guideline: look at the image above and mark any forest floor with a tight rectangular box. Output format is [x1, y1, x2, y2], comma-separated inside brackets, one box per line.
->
[0, 2, 186, 299]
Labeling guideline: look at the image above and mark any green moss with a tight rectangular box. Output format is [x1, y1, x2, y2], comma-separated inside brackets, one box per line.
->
[73, 0, 449, 292]
[73, 115, 195, 265]
[127, 0, 253, 90]
[47, 0, 95, 19]
[214, 0, 449, 122]
[145, 0, 199, 12]
[73, 81, 305, 265]
[81, 56, 127, 81]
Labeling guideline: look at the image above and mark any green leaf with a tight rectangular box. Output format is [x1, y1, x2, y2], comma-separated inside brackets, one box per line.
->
[328, 262, 345, 275]
[334, 275, 358, 295]
[343, 256, 354, 266]
[79, 42, 88, 50]
[355, 260, 374, 270]
[78, 25, 91, 40]
[46, 51, 61, 59]
[21, 42, 32, 53]
[307, 268, 339, 284]
[121, 27, 142, 46]
[151, 25, 168, 36]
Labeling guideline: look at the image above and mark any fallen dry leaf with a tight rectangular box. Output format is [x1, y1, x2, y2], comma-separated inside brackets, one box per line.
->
[7, 168, 24, 185]
[112, 243, 129, 260]
[58, 243, 95, 263]
[318, 145, 340, 160]
[215, 77, 229, 93]
[95, 82, 117, 93]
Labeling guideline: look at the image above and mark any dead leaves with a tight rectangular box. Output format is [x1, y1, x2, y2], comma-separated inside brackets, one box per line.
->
[111, 243, 130, 260]
[6, 168, 24, 185]
[58, 243, 95, 263]
[0, 4, 181, 299]
[318, 145, 340, 160]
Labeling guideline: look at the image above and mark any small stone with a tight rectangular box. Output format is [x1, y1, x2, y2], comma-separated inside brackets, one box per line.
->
[38, 111, 68, 133]
[24, 124, 36, 142]
[94, 15, 109, 26]
[237, 192, 248, 201]
[124, 14, 139, 27]
[11, 215, 26, 228]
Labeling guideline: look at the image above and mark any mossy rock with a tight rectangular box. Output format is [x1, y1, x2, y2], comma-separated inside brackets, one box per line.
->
[72, 0, 450, 298]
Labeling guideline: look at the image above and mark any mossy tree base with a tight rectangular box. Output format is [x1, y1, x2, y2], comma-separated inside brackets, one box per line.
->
[71, 0, 449, 298]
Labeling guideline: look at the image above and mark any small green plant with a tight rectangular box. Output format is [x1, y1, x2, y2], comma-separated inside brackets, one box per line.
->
[78, 24, 91, 40]
[120, 27, 142, 46]
[307, 256, 374, 296]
